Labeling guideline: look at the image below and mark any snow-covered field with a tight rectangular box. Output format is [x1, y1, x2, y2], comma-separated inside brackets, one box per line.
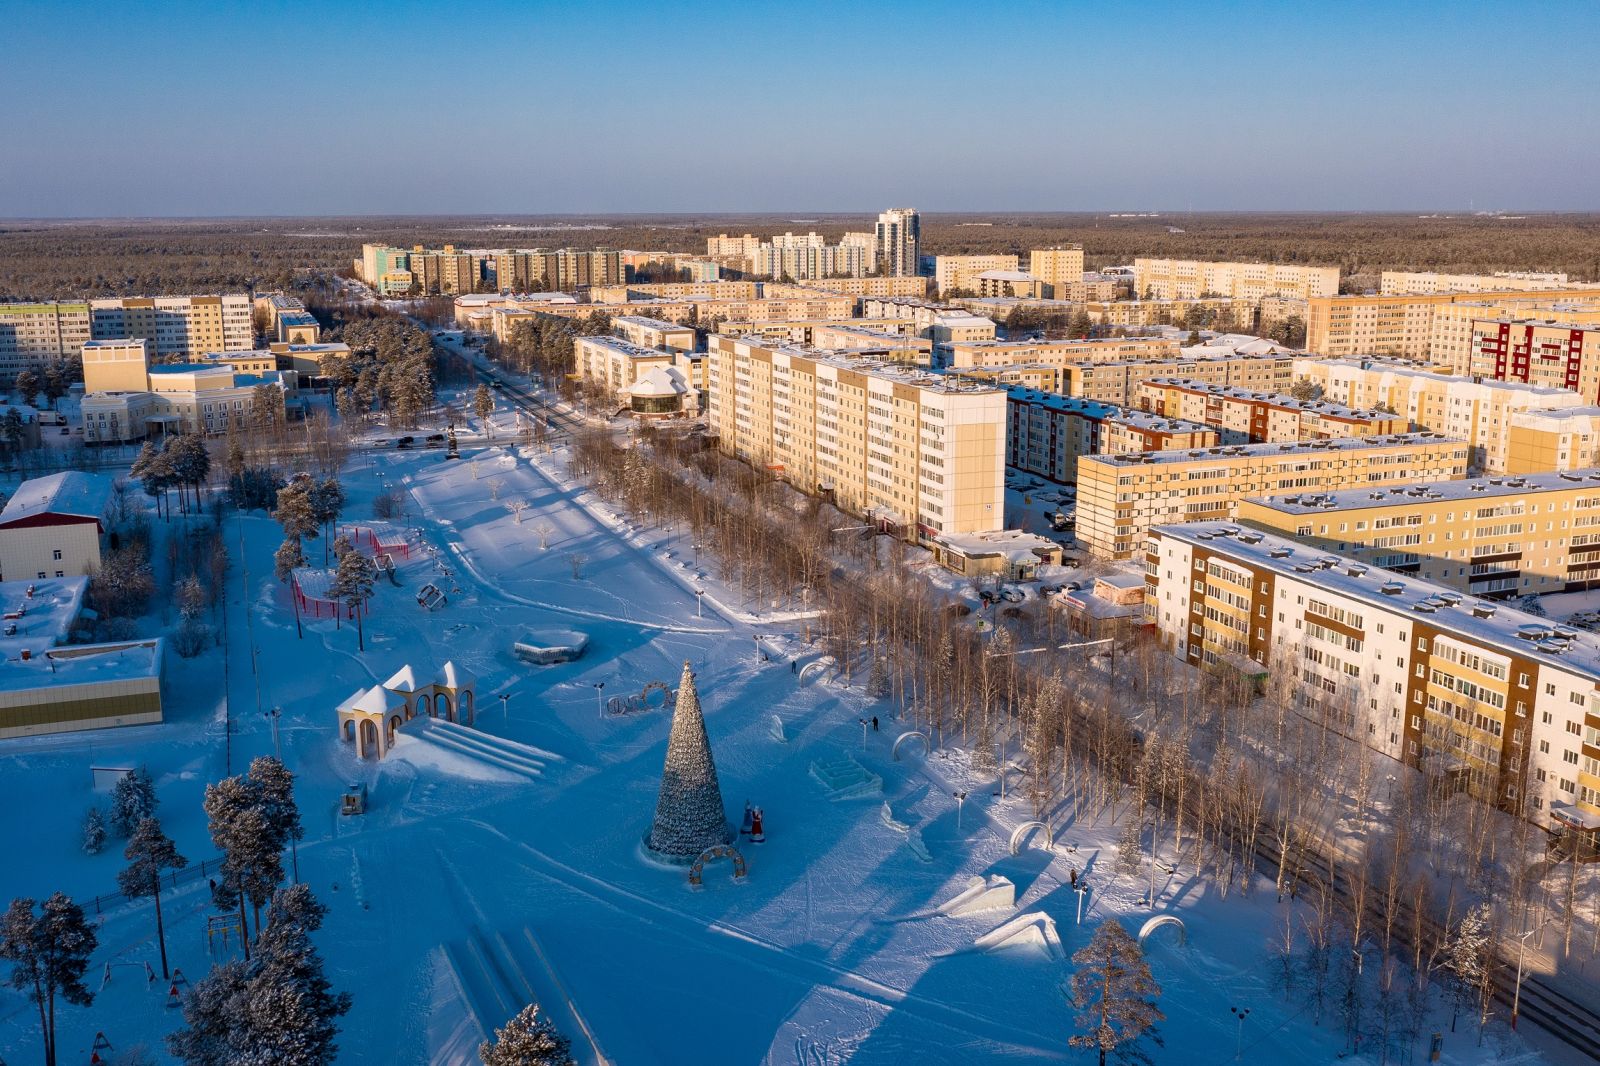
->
[0, 420, 1569, 1064]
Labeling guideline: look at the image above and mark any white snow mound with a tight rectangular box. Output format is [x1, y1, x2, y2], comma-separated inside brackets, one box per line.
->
[937, 875, 1015, 917]
[972, 911, 1061, 959]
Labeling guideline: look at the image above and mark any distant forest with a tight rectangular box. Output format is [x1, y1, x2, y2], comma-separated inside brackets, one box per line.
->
[2, 212, 1598, 300]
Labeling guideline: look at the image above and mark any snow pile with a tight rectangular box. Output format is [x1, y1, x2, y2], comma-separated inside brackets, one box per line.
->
[972, 911, 1062, 960]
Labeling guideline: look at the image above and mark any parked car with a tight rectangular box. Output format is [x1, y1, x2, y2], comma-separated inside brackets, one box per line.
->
[425, 433, 446, 443]
[1000, 587, 1026, 603]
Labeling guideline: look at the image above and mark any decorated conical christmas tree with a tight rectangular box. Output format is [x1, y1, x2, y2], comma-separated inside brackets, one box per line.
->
[645, 660, 732, 862]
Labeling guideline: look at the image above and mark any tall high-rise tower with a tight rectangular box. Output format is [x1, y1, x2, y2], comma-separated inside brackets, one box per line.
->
[875, 208, 921, 277]
[645, 661, 732, 862]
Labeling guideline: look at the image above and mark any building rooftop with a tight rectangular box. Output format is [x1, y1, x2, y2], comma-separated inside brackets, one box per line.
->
[1510, 405, 1600, 424]
[1086, 431, 1464, 468]
[726, 338, 1002, 395]
[614, 315, 691, 331]
[0, 472, 113, 527]
[1004, 386, 1213, 434]
[1295, 358, 1586, 397]
[1152, 521, 1600, 678]
[1243, 468, 1600, 514]
[1144, 377, 1398, 420]
[579, 335, 674, 362]
[82, 339, 145, 349]
[975, 270, 1042, 283]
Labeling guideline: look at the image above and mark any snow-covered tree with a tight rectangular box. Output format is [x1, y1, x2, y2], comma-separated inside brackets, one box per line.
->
[645, 661, 732, 860]
[204, 774, 288, 955]
[81, 808, 106, 856]
[109, 766, 158, 837]
[867, 656, 890, 699]
[309, 477, 345, 555]
[328, 549, 375, 651]
[1069, 921, 1164, 1066]
[480, 1002, 576, 1066]
[0, 892, 98, 1066]
[474, 384, 495, 437]
[230, 884, 351, 1066]
[247, 756, 304, 862]
[1116, 818, 1143, 880]
[275, 474, 320, 544]
[118, 817, 187, 979]
[168, 958, 248, 1066]
[177, 574, 206, 623]
[14, 368, 41, 406]
[1446, 902, 1494, 1036]
[273, 535, 306, 583]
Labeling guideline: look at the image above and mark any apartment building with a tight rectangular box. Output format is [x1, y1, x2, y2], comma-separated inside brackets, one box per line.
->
[800, 275, 930, 299]
[1143, 520, 1600, 830]
[1471, 318, 1600, 402]
[875, 208, 921, 277]
[612, 315, 696, 352]
[706, 234, 763, 258]
[0, 302, 92, 380]
[934, 255, 1018, 294]
[591, 281, 759, 302]
[705, 335, 1004, 539]
[974, 271, 1046, 299]
[482, 249, 625, 293]
[1028, 247, 1086, 297]
[713, 317, 921, 345]
[1507, 407, 1600, 475]
[1076, 433, 1469, 558]
[1237, 470, 1600, 599]
[1294, 358, 1588, 473]
[575, 335, 680, 395]
[1304, 287, 1600, 360]
[1133, 259, 1340, 301]
[82, 363, 292, 442]
[942, 336, 1178, 371]
[753, 235, 869, 281]
[808, 325, 933, 364]
[1138, 378, 1408, 444]
[87, 295, 254, 362]
[1381, 271, 1575, 295]
[1086, 296, 1259, 330]
[1059, 354, 1296, 406]
[358, 244, 415, 295]
[1006, 387, 1216, 484]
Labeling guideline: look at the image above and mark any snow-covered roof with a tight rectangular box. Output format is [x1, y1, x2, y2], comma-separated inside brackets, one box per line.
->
[626, 367, 689, 398]
[0, 472, 113, 527]
[975, 270, 1042, 283]
[339, 684, 406, 716]
[384, 664, 422, 693]
[436, 660, 473, 690]
[0, 637, 162, 695]
[936, 529, 1060, 558]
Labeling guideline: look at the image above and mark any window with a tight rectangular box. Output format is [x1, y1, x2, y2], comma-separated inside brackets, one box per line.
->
[35, 572, 45, 579]
[54, 570, 62, 578]
[51, 549, 62, 561]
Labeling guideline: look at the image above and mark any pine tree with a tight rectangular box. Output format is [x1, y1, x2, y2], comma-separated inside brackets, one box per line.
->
[248, 756, 304, 862]
[275, 474, 320, 544]
[0, 892, 98, 1066]
[274, 534, 307, 583]
[168, 958, 248, 1066]
[646, 661, 732, 860]
[204, 775, 285, 955]
[109, 765, 158, 837]
[81, 808, 106, 856]
[177, 574, 206, 622]
[1069, 922, 1164, 1066]
[227, 884, 350, 1066]
[309, 477, 345, 557]
[474, 383, 495, 437]
[14, 368, 41, 405]
[224, 430, 246, 480]
[118, 816, 187, 979]
[480, 1002, 576, 1066]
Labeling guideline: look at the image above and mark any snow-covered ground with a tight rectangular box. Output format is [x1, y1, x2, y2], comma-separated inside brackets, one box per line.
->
[0, 414, 1573, 1064]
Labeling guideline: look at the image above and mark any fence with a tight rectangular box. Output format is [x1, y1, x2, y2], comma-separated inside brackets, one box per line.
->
[83, 854, 224, 918]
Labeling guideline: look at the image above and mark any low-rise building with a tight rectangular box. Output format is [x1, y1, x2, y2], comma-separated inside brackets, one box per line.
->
[255, 294, 321, 343]
[0, 472, 113, 581]
[1076, 433, 1469, 558]
[268, 341, 351, 379]
[1138, 378, 1408, 444]
[83, 364, 292, 442]
[974, 270, 1046, 299]
[1143, 521, 1600, 836]
[1237, 470, 1600, 598]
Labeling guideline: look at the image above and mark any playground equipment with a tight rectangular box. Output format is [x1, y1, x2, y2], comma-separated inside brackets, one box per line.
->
[206, 915, 244, 958]
[688, 844, 748, 888]
[341, 782, 368, 816]
[417, 583, 447, 610]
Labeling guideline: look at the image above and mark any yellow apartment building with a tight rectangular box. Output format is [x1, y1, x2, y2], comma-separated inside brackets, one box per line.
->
[1005, 387, 1217, 485]
[612, 315, 697, 352]
[1028, 247, 1086, 296]
[1059, 354, 1296, 406]
[1470, 318, 1600, 402]
[942, 336, 1179, 371]
[706, 335, 1005, 539]
[1304, 287, 1600, 360]
[1133, 259, 1340, 301]
[1380, 271, 1575, 295]
[1506, 407, 1600, 474]
[1076, 432, 1469, 558]
[1293, 357, 1588, 473]
[934, 255, 1018, 294]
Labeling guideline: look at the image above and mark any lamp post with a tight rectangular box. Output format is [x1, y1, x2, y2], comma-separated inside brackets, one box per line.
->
[857, 718, 869, 750]
[264, 706, 282, 760]
[499, 693, 509, 722]
[1074, 880, 1089, 925]
[695, 589, 704, 619]
[1512, 921, 1548, 1030]
[594, 681, 606, 720]
[1230, 1006, 1250, 1061]
[953, 790, 969, 830]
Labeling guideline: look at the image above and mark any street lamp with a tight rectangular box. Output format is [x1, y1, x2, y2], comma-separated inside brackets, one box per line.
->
[1512, 921, 1549, 1030]
[1230, 1006, 1250, 1061]
[594, 681, 606, 719]
[1074, 879, 1089, 924]
[857, 717, 869, 750]
[953, 790, 969, 830]
[499, 693, 510, 722]
[695, 589, 704, 619]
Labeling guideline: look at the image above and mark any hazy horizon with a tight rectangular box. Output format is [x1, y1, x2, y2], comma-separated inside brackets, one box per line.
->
[5, 0, 1597, 217]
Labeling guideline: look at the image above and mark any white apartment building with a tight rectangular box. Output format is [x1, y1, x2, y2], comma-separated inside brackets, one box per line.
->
[0, 302, 92, 381]
[1145, 521, 1600, 836]
[706, 334, 1004, 539]
[875, 208, 921, 277]
[1133, 259, 1340, 301]
[1380, 271, 1575, 295]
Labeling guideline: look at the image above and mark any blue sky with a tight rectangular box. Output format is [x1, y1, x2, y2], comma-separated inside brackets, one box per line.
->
[2, 0, 1596, 216]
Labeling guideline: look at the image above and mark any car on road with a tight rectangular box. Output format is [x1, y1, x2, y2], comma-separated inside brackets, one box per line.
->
[395, 436, 414, 448]
[425, 433, 446, 443]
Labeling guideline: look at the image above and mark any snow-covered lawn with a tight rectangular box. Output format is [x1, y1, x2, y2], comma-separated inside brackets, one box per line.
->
[0, 433, 1563, 1064]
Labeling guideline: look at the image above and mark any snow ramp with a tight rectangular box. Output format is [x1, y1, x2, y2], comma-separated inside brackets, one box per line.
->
[971, 911, 1062, 960]
[405, 717, 562, 782]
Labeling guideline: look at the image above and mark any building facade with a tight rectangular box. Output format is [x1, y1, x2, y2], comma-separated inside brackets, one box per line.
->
[0, 472, 112, 582]
[1133, 259, 1340, 301]
[875, 208, 921, 277]
[1470, 318, 1600, 403]
[88, 295, 254, 361]
[1028, 247, 1087, 297]
[1057, 354, 1296, 406]
[1138, 378, 1408, 444]
[706, 335, 1004, 539]
[0, 302, 92, 381]
[1076, 432, 1469, 558]
[1304, 287, 1600, 361]
[1380, 271, 1575, 295]
[1144, 521, 1600, 830]
[1237, 470, 1600, 599]
[934, 255, 1018, 294]
[1006, 388, 1217, 485]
